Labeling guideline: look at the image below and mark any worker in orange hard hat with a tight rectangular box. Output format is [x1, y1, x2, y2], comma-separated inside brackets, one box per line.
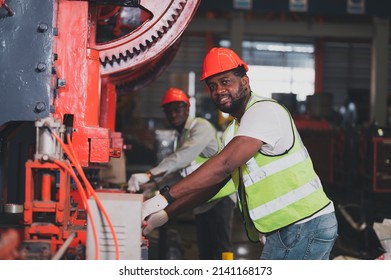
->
[141, 47, 338, 260]
[159, 88, 191, 131]
[199, 47, 249, 81]
[161, 87, 191, 107]
[128, 87, 236, 260]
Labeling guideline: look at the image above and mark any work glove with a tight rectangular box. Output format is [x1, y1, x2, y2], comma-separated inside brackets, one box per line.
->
[143, 210, 169, 235]
[142, 194, 168, 220]
[128, 173, 150, 192]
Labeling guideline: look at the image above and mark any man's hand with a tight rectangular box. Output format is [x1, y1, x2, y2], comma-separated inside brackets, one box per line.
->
[142, 194, 168, 220]
[128, 173, 150, 192]
[143, 210, 169, 235]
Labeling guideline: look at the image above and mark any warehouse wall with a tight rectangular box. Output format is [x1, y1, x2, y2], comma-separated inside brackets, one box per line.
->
[128, 37, 389, 127]
[118, 9, 391, 151]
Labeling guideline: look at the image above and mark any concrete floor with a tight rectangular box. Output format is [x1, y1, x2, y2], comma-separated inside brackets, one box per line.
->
[146, 208, 263, 260]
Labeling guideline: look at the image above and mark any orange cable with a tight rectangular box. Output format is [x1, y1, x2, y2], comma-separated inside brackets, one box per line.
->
[53, 159, 100, 260]
[65, 134, 120, 260]
[51, 131, 120, 260]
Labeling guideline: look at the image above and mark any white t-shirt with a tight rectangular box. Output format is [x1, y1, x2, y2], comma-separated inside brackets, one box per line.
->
[236, 101, 293, 155]
[235, 99, 334, 224]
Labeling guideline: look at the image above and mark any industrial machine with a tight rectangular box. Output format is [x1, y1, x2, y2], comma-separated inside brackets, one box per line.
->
[0, 0, 200, 260]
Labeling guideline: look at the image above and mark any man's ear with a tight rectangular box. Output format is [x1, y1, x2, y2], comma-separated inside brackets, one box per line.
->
[241, 75, 249, 87]
[186, 103, 190, 112]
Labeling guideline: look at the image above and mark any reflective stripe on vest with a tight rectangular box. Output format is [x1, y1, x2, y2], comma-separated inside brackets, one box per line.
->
[179, 159, 203, 177]
[249, 176, 322, 221]
[242, 146, 310, 187]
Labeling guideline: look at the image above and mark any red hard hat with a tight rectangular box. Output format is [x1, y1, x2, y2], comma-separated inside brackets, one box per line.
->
[200, 47, 249, 81]
[161, 88, 190, 107]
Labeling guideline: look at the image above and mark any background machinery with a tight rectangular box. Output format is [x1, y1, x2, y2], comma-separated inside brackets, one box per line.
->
[0, 0, 200, 260]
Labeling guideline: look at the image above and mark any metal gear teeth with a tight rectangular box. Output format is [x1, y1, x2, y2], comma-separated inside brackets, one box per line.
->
[101, 0, 187, 68]
[114, 38, 182, 90]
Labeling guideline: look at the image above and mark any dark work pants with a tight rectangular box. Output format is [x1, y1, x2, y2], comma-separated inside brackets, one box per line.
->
[194, 196, 235, 260]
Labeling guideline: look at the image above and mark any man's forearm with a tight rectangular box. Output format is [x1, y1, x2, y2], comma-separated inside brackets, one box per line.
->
[165, 178, 229, 217]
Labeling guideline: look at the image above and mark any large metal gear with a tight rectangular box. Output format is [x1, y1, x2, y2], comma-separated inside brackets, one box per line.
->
[113, 37, 182, 92]
[89, 0, 200, 87]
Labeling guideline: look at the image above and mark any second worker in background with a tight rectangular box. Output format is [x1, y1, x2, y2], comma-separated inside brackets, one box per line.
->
[128, 87, 236, 260]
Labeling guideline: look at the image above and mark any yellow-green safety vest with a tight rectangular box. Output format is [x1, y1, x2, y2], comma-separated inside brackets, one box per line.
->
[223, 95, 330, 241]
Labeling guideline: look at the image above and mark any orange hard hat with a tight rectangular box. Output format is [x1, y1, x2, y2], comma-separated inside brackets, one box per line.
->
[161, 87, 190, 107]
[200, 47, 249, 81]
